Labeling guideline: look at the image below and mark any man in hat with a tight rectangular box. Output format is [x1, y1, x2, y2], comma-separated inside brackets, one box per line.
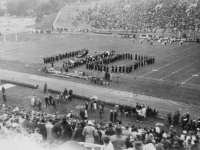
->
[110, 126, 127, 150]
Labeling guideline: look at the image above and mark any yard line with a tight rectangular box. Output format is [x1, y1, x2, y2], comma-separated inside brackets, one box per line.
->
[121, 44, 189, 66]
[152, 43, 188, 56]
[181, 71, 200, 84]
[156, 44, 199, 61]
[139, 47, 200, 78]
[159, 60, 200, 80]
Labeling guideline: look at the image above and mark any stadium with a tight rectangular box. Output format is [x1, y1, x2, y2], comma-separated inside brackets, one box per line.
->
[0, 0, 200, 150]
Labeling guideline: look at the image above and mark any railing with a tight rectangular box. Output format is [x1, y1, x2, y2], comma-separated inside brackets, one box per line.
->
[79, 142, 103, 150]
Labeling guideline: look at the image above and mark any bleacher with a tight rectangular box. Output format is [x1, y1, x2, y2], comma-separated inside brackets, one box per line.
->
[55, 3, 94, 30]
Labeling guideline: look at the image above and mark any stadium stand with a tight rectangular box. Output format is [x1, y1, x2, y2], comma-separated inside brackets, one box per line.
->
[0, 100, 199, 150]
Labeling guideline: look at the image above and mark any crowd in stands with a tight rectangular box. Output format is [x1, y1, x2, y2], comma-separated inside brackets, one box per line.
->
[75, 0, 200, 34]
[0, 96, 200, 150]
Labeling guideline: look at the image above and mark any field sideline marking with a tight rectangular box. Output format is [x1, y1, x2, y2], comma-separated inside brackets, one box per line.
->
[159, 60, 200, 80]
[121, 73, 200, 89]
[139, 45, 200, 78]
[181, 71, 200, 84]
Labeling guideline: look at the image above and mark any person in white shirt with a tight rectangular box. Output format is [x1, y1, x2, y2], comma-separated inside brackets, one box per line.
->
[102, 136, 114, 150]
[155, 124, 160, 134]
[45, 119, 54, 141]
[31, 96, 35, 107]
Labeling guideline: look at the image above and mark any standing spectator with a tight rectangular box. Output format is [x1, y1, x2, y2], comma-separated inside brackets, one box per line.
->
[72, 122, 85, 142]
[155, 138, 163, 150]
[37, 119, 47, 140]
[110, 73, 113, 82]
[2, 86, 5, 94]
[38, 99, 42, 111]
[114, 110, 118, 122]
[52, 116, 72, 143]
[122, 125, 132, 138]
[63, 88, 68, 98]
[94, 100, 97, 111]
[99, 105, 103, 119]
[45, 119, 53, 141]
[90, 101, 94, 111]
[2, 93, 6, 101]
[52, 98, 56, 109]
[116, 74, 119, 83]
[44, 82, 47, 93]
[31, 96, 35, 107]
[80, 108, 85, 120]
[82, 120, 97, 144]
[48, 94, 53, 105]
[110, 110, 114, 123]
[84, 109, 88, 120]
[69, 88, 73, 101]
[110, 126, 127, 150]
[45, 96, 49, 108]
[161, 133, 172, 150]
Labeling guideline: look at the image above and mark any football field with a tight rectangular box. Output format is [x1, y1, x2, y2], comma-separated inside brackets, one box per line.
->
[0, 32, 200, 104]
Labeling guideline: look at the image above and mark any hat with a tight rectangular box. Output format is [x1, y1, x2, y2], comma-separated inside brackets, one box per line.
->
[183, 130, 187, 134]
[134, 141, 143, 150]
[88, 120, 94, 126]
[115, 126, 122, 133]
[163, 133, 167, 138]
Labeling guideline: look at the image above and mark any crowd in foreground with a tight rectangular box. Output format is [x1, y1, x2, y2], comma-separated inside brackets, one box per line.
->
[0, 99, 200, 150]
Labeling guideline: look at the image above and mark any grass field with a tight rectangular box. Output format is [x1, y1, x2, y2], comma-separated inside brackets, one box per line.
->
[0, 84, 168, 129]
[0, 32, 200, 106]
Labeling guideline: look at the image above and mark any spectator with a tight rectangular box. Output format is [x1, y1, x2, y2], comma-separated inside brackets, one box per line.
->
[102, 136, 114, 150]
[37, 119, 47, 140]
[155, 138, 163, 150]
[122, 125, 132, 138]
[82, 120, 97, 143]
[161, 133, 172, 149]
[72, 122, 85, 142]
[110, 126, 127, 150]
[105, 123, 115, 137]
[45, 118, 53, 141]
[52, 116, 72, 143]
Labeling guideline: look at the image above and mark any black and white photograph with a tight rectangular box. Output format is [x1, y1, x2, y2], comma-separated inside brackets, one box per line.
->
[0, 0, 200, 150]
